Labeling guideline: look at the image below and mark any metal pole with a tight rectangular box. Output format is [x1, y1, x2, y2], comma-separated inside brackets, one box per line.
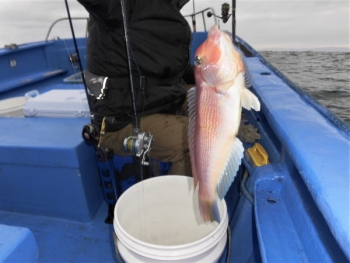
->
[192, 0, 196, 32]
[232, 0, 236, 43]
[202, 12, 206, 31]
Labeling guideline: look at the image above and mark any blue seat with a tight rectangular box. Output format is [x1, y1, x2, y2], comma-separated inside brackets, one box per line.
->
[0, 118, 103, 223]
[0, 224, 38, 263]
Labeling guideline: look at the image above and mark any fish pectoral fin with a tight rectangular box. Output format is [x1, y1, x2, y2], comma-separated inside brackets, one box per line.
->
[215, 86, 228, 95]
[215, 79, 235, 95]
[216, 138, 244, 199]
[187, 87, 198, 188]
[241, 88, 261, 111]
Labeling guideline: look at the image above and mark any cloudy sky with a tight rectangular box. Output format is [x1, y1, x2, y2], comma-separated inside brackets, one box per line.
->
[0, 0, 349, 51]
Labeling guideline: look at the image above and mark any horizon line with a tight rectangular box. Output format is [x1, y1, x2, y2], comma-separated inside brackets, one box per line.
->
[256, 47, 349, 52]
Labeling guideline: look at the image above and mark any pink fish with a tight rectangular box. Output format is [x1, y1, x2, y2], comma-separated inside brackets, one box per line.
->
[188, 26, 260, 222]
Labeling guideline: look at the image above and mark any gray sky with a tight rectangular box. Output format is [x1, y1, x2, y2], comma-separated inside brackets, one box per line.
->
[0, 0, 349, 51]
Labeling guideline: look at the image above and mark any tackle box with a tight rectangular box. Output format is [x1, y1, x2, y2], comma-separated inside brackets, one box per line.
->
[23, 89, 90, 118]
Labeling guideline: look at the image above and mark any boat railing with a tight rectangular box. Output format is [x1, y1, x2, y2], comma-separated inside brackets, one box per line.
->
[45, 17, 89, 41]
[183, 7, 218, 31]
[45, 7, 218, 41]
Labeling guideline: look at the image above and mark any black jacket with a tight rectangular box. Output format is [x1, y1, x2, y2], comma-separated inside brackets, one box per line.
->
[78, 0, 192, 131]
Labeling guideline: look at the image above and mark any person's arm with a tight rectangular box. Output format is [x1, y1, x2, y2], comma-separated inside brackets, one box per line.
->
[77, 0, 123, 27]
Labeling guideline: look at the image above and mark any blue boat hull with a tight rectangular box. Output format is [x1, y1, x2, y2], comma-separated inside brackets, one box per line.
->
[0, 31, 349, 262]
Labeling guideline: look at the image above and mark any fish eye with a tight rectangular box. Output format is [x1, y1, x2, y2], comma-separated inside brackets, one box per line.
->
[194, 55, 202, 66]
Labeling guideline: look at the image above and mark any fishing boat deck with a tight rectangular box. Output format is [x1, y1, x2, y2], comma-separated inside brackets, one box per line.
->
[0, 203, 116, 262]
[0, 32, 349, 262]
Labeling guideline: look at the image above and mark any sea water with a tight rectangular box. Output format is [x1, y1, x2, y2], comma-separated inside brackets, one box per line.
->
[259, 51, 350, 124]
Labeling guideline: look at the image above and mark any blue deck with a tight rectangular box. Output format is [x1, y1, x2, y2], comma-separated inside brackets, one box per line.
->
[0, 204, 116, 262]
[0, 224, 38, 263]
[0, 32, 349, 263]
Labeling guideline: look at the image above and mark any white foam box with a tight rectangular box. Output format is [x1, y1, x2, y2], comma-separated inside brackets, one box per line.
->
[23, 89, 90, 118]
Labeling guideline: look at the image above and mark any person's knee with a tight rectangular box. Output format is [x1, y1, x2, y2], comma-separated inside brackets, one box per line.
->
[168, 152, 192, 177]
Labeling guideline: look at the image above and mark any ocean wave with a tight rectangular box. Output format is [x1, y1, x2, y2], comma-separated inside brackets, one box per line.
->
[259, 51, 350, 124]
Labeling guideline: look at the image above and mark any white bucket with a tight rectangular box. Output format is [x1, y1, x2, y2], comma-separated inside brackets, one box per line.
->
[0, 96, 26, 117]
[0, 90, 39, 117]
[113, 176, 228, 263]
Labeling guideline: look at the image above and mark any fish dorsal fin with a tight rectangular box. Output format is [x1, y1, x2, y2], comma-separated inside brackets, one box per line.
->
[216, 137, 244, 199]
[187, 87, 198, 188]
[241, 88, 261, 111]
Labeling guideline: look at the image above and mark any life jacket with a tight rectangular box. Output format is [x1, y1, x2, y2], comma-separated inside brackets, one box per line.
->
[79, 0, 192, 131]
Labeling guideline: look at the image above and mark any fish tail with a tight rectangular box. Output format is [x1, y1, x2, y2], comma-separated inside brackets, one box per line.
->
[199, 196, 221, 223]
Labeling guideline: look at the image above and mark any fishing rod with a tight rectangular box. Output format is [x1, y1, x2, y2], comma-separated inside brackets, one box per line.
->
[65, 0, 152, 178]
[63, 0, 92, 117]
[120, 0, 139, 135]
[119, 0, 153, 170]
[207, 3, 232, 30]
[64, 1, 122, 220]
[192, 0, 197, 32]
[64, 0, 103, 149]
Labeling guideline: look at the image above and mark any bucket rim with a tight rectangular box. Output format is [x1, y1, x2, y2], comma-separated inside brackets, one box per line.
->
[116, 228, 228, 262]
[114, 176, 228, 250]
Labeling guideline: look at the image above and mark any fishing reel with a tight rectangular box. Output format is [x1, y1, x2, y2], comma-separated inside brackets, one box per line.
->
[123, 131, 154, 166]
[207, 3, 231, 23]
[82, 123, 100, 144]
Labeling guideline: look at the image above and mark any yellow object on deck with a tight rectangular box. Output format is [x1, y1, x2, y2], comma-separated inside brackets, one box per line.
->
[246, 143, 270, 167]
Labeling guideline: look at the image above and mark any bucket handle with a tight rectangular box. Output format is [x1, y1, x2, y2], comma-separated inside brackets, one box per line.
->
[25, 90, 39, 100]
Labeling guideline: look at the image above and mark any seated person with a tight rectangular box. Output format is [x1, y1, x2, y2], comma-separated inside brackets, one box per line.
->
[78, 0, 193, 176]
